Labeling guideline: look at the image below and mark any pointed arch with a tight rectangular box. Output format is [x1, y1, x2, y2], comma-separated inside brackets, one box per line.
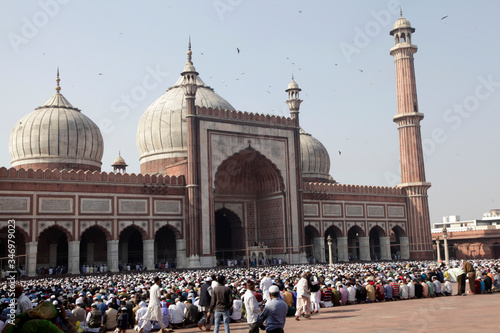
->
[214, 208, 244, 262]
[80, 225, 108, 265]
[214, 147, 284, 195]
[155, 225, 178, 264]
[304, 225, 320, 261]
[37, 225, 69, 268]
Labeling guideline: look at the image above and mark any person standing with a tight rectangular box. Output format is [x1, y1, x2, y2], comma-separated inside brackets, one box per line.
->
[463, 261, 476, 295]
[309, 273, 321, 314]
[138, 276, 169, 333]
[14, 285, 33, 314]
[260, 273, 273, 304]
[257, 285, 288, 333]
[198, 277, 213, 331]
[208, 275, 232, 333]
[294, 272, 311, 321]
[448, 265, 466, 295]
[244, 280, 262, 333]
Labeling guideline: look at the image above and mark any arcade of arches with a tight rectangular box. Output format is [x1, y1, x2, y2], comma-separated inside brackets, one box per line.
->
[304, 224, 410, 263]
[2, 224, 181, 277]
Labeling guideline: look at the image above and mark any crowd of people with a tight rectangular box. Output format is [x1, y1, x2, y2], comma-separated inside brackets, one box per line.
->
[0, 259, 499, 332]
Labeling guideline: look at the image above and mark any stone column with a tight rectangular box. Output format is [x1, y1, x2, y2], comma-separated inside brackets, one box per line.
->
[359, 237, 370, 261]
[49, 243, 58, 267]
[436, 238, 441, 262]
[120, 241, 128, 264]
[313, 237, 325, 263]
[143, 239, 155, 271]
[86, 243, 94, 264]
[443, 237, 449, 267]
[400, 237, 410, 259]
[380, 236, 391, 260]
[26, 242, 38, 277]
[107, 240, 119, 273]
[176, 239, 186, 269]
[68, 241, 80, 275]
[337, 237, 348, 262]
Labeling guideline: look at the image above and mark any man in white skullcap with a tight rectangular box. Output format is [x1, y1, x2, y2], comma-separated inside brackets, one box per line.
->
[138, 277, 169, 333]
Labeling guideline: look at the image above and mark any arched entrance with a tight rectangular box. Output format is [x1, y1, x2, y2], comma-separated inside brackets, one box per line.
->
[214, 147, 285, 258]
[347, 226, 364, 261]
[80, 226, 109, 267]
[325, 225, 343, 263]
[390, 226, 406, 259]
[304, 225, 320, 263]
[369, 226, 385, 261]
[155, 226, 177, 265]
[0, 227, 27, 271]
[37, 226, 69, 271]
[215, 208, 244, 263]
[119, 226, 145, 267]
[493, 242, 500, 259]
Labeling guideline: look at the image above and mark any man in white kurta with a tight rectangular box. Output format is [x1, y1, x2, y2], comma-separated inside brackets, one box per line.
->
[139, 277, 167, 333]
[260, 273, 273, 303]
[294, 273, 311, 320]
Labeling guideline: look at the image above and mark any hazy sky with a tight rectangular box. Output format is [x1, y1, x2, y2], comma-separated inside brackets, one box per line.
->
[1, 1, 499, 223]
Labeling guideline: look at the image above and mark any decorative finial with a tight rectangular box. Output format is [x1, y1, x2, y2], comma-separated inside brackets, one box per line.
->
[400, 7, 403, 17]
[292, 73, 294, 80]
[248, 139, 252, 147]
[186, 36, 192, 65]
[55, 67, 61, 93]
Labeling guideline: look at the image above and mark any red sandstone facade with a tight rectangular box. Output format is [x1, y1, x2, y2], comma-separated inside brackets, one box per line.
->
[0, 15, 450, 276]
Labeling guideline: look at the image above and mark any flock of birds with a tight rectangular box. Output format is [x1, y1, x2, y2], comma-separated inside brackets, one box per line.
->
[90, 12, 450, 158]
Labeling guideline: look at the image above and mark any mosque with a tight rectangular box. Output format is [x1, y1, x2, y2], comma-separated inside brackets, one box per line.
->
[0, 15, 436, 276]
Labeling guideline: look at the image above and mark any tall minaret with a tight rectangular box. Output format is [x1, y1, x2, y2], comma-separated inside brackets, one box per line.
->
[390, 13, 433, 260]
[182, 38, 201, 266]
[286, 76, 307, 263]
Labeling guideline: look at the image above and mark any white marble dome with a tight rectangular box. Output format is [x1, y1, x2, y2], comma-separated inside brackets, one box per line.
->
[136, 67, 235, 169]
[9, 82, 103, 171]
[300, 128, 331, 181]
[393, 16, 413, 30]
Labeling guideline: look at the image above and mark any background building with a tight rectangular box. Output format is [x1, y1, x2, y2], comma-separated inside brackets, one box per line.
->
[432, 209, 500, 259]
[0, 16, 436, 276]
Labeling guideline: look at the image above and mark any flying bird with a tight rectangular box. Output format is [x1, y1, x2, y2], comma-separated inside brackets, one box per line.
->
[338, 151, 342, 155]
[359, 69, 363, 72]
[299, 10, 302, 13]
[441, 15, 448, 20]
[237, 48, 240, 54]
[98, 73, 103, 75]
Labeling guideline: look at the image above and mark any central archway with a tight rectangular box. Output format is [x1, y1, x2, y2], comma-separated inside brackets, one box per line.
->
[325, 225, 343, 263]
[215, 208, 244, 262]
[119, 226, 145, 267]
[347, 226, 364, 261]
[214, 147, 285, 257]
[37, 226, 69, 271]
[80, 226, 109, 266]
[369, 226, 385, 261]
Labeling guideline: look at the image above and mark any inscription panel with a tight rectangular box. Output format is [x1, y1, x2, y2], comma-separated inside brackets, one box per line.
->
[119, 199, 148, 214]
[367, 205, 385, 217]
[0, 197, 30, 213]
[304, 204, 319, 216]
[81, 198, 112, 214]
[39, 198, 73, 213]
[345, 204, 364, 217]
[388, 205, 405, 218]
[323, 204, 342, 217]
[154, 200, 181, 215]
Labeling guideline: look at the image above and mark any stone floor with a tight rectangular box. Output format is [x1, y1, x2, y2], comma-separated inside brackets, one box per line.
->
[126, 292, 500, 333]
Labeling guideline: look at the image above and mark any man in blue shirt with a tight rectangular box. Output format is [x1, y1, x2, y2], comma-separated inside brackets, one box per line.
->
[257, 285, 287, 333]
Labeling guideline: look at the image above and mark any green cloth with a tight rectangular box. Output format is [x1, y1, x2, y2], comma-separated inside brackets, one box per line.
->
[5, 319, 64, 333]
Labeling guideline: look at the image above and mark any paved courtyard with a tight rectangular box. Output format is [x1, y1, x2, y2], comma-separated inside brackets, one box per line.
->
[126, 293, 499, 333]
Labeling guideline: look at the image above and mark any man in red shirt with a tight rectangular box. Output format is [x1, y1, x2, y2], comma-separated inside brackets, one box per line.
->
[389, 278, 400, 300]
